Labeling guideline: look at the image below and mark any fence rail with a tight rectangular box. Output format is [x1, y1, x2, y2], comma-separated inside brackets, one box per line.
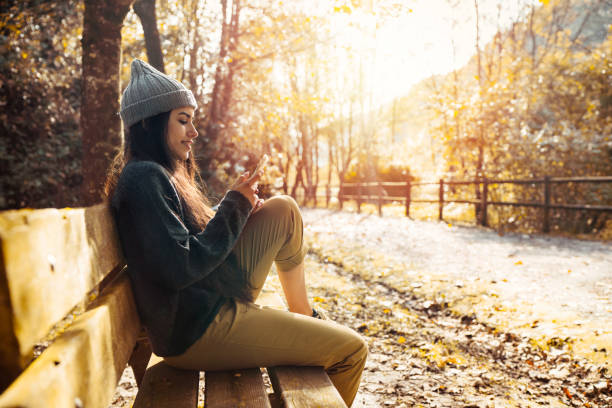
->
[308, 176, 612, 233]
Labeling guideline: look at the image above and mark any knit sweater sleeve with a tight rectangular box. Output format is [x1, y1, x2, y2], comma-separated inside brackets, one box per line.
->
[117, 161, 252, 291]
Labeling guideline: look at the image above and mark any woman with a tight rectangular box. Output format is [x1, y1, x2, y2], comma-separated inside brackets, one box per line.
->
[106, 59, 367, 406]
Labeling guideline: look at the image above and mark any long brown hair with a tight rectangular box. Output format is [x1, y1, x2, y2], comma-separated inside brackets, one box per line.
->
[104, 111, 253, 302]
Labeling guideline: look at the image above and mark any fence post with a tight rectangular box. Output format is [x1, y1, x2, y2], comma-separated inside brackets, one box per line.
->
[481, 177, 488, 227]
[377, 181, 383, 216]
[405, 180, 411, 217]
[339, 183, 344, 210]
[357, 182, 362, 214]
[326, 184, 330, 208]
[438, 179, 444, 221]
[543, 176, 551, 233]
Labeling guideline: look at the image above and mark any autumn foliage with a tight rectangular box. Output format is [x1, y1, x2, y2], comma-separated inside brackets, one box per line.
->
[1, 0, 610, 235]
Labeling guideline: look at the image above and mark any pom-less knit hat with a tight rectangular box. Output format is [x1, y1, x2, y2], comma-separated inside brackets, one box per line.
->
[120, 59, 197, 127]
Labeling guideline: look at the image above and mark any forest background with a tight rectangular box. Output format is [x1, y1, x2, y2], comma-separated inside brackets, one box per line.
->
[1, 0, 611, 236]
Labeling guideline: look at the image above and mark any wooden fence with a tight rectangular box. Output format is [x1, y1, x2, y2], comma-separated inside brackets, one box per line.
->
[310, 176, 612, 233]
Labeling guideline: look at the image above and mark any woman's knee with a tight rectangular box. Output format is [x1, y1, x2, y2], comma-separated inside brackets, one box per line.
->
[330, 325, 368, 365]
[263, 195, 301, 219]
[349, 330, 368, 363]
[261, 195, 303, 234]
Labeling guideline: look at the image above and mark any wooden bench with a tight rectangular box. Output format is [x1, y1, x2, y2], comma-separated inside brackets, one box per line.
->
[0, 204, 346, 407]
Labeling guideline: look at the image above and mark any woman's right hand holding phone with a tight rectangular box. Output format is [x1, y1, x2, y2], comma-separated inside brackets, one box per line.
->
[230, 170, 263, 211]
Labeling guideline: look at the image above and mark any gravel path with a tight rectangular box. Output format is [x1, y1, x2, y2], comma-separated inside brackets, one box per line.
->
[302, 208, 612, 369]
[304, 253, 612, 407]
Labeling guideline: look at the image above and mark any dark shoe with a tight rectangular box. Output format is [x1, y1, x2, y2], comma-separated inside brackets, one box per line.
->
[312, 308, 329, 320]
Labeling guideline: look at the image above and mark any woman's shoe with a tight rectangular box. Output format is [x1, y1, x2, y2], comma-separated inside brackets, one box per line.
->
[311, 308, 329, 320]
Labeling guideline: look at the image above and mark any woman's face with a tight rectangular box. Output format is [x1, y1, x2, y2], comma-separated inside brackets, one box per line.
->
[166, 106, 198, 161]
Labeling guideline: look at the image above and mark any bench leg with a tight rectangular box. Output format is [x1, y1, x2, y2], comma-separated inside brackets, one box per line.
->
[128, 331, 152, 388]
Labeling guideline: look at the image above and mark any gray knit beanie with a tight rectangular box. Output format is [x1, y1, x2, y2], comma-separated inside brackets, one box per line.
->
[120, 59, 197, 127]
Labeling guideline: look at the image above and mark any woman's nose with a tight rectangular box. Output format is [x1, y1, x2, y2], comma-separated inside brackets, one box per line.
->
[189, 124, 198, 139]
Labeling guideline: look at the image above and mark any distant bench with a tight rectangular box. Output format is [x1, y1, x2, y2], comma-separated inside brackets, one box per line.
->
[0, 204, 346, 407]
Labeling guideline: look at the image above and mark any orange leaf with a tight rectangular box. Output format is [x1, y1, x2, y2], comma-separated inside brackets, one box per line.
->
[563, 387, 572, 399]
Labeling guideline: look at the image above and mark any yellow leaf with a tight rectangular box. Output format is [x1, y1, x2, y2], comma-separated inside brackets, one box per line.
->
[21, 51, 27, 59]
[539, 0, 550, 4]
[383, 308, 391, 314]
[313, 296, 326, 303]
[398, 336, 406, 344]
[514, 260, 523, 265]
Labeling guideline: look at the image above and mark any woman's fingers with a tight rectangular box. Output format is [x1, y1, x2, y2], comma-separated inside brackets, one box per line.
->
[229, 170, 265, 209]
[246, 169, 262, 186]
[230, 172, 249, 189]
[252, 198, 264, 214]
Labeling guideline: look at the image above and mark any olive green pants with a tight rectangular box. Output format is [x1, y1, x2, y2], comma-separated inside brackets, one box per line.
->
[164, 195, 367, 406]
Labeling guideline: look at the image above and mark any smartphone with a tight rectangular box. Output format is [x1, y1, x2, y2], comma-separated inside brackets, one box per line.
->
[248, 154, 269, 181]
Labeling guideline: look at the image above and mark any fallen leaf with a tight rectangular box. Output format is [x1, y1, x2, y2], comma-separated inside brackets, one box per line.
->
[563, 386, 572, 399]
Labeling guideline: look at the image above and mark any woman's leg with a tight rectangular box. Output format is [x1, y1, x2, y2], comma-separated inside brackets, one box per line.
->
[232, 195, 312, 315]
[277, 261, 311, 315]
[165, 300, 368, 406]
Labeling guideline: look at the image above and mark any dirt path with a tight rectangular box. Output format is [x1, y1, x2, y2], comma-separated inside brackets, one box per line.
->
[301, 252, 611, 407]
[302, 208, 612, 371]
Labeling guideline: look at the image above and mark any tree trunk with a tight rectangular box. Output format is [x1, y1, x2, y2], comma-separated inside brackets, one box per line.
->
[81, 0, 134, 206]
[327, 135, 333, 207]
[201, 0, 241, 173]
[133, 0, 165, 73]
[188, 0, 201, 101]
[310, 121, 319, 206]
[290, 160, 304, 200]
[474, 0, 484, 220]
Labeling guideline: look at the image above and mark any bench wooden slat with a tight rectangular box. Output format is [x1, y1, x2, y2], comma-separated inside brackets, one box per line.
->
[206, 368, 272, 408]
[0, 273, 140, 408]
[268, 366, 347, 408]
[128, 335, 153, 388]
[0, 204, 124, 388]
[133, 354, 199, 408]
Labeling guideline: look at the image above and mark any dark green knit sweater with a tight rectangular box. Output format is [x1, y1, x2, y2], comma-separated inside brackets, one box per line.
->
[111, 160, 252, 356]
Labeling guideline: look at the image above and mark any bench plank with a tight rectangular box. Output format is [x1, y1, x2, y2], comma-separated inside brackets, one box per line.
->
[0, 273, 140, 408]
[133, 354, 199, 408]
[128, 335, 153, 388]
[206, 368, 272, 408]
[0, 204, 124, 388]
[268, 366, 347, 408]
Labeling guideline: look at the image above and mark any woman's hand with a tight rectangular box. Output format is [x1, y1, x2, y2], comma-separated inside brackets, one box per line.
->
[230, 171, 264, 211]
